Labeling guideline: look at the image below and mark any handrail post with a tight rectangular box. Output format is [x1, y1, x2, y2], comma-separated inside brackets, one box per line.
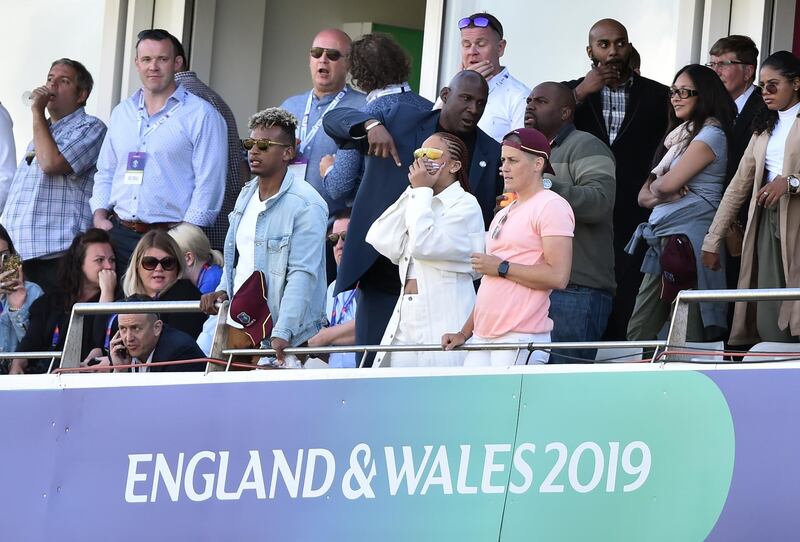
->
[59, 306, 85, 370]
[206, 301, 230, 373]
[664, 291, 691, 362]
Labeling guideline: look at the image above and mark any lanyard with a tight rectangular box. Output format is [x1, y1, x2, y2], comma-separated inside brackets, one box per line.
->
[196, 262, 211, 287]
[299, 89, 346, 154]
[104, 314, 119, 349]
[51, 324, 60, 348]
[487, 70, 510, 95]
[136, 92, 183, 150]
[330, 288, 357, 326]
[366, 82, 411, 104]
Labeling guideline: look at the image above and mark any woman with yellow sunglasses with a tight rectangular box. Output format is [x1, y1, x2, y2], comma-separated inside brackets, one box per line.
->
[366, 133, 485, 367]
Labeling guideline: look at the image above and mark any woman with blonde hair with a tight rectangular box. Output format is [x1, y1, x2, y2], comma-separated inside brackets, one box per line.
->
[168, 223, 224, 294]
[87, 230, 206, 361]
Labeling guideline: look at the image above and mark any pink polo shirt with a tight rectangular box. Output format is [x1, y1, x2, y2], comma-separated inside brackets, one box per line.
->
[473, 189, 575, 338]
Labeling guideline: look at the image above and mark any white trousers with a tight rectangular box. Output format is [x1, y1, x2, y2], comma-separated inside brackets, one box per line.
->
[463, 331, 551, 366]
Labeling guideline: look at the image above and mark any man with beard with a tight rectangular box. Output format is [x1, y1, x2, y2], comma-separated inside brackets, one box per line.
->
[564, 19, 669, 340]
[323, 70, 502, 366]
[525, 82, 616, 362]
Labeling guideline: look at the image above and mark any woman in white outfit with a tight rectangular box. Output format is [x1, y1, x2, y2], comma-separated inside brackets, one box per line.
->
[366, 132, 485, 367]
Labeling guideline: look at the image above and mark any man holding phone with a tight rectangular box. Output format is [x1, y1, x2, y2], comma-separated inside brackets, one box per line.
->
[87, 298, 206, 372]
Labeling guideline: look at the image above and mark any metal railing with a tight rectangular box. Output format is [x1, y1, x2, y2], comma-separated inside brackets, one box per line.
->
[665, 288, 800, 360]
[6, 288, 800, 373]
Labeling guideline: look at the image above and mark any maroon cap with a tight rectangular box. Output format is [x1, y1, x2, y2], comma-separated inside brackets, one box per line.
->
[230, 271, 273, 345]
[502, 128, 556, 175]
[659, 234, 697, 303]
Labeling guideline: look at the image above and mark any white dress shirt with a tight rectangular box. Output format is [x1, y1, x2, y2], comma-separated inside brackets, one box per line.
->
[477, 67, 531, 142]
[0, 104, 16, 212]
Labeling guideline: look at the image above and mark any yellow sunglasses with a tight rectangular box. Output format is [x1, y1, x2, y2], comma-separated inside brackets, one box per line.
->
[413, 147, 444, 160]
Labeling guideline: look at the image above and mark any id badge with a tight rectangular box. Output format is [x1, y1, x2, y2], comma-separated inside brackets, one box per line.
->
[288, 157, 309, 181]
[124, 151, 147, 185]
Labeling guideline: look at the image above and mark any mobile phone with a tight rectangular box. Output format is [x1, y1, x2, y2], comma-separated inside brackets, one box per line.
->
[87, 357, 103, 366]
[2, 254, 22, 274]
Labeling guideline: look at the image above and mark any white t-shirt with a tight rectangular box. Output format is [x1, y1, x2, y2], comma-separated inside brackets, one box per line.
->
[765, 101, 800, 181]
[227, 188, 274, 326]
[477, 68, 531, 142]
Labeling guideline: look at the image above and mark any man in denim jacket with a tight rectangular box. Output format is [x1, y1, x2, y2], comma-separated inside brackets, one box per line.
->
[201, 108, 328, 364]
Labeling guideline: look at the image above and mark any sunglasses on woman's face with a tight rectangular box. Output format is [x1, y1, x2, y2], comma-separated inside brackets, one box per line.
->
[309, 47, 344, 61]
[242, 138, 291, 151]
[140, 256, 177, 271]
[413, 147, 444, 160]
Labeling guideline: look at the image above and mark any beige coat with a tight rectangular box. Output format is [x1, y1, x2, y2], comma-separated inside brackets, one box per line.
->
[702, 116, 800, 344]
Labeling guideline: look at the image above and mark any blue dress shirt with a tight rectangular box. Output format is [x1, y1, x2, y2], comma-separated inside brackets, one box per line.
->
[91, 85, 227, 226]
[280, 85, 365, 216]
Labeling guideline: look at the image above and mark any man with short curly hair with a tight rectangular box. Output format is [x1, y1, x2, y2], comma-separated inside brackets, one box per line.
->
[202, 107, 328, 366]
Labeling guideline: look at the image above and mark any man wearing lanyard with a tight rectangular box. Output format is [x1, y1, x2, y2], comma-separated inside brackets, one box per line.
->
[90, 28, 227, 273]
[457, 13, 530, 142]
[280, 28, 366, 218]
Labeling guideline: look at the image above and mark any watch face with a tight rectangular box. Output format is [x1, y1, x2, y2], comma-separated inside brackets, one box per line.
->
[791, 177, 800, 188]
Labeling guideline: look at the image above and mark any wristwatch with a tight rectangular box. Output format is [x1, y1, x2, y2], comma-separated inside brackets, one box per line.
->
[787, 175, 800, 195]
[498, 260, 510, 278]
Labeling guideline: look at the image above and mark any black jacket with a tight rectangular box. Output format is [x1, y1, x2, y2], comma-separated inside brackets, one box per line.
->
[324, 104, 503, 294]
[564, 74, 670, 256]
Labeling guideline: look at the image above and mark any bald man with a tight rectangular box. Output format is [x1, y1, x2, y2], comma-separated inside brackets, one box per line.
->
[525, 82, 616, 362]
[323, 70, 502, 366]
[280, 29, 366, 218]
[563, 19, 669, 341]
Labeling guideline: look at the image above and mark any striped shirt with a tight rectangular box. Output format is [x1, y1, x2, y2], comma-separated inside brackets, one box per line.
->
[90, 85, 227, 226]
[600, 77, 633, 145]
[175, 71, 244, 251]
[1, 107, 107, 260]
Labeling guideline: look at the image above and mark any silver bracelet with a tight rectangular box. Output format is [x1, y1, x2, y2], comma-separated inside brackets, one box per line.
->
[365, 120, 382, 132]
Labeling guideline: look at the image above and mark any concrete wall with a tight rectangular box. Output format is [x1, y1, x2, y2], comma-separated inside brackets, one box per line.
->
[436, 0, 694, 92]
[257, 0, 426, 114]
[0, 0, 108, 160]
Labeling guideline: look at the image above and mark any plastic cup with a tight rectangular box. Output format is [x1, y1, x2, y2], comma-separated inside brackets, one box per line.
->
[469, 232, 485, 254]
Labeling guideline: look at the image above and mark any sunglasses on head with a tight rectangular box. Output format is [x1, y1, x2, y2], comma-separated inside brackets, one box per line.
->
[457, 16, 502, 37]
[309, 47, 344, 61]
[413, 147, 444, 160]
[242, 138, 292, 151]
[140, 256, 177, 271]
[328, 232, 347, 244]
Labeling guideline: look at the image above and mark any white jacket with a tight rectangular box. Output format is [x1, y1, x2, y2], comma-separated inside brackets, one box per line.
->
[366, 183, 486, 367]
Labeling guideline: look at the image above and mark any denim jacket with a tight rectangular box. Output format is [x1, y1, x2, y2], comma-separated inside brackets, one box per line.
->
[0, 281, 43, 352]
[223, 170, 328, 345]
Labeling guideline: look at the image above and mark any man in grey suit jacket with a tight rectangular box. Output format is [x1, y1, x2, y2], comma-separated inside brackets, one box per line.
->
[323, 70, 503, 366]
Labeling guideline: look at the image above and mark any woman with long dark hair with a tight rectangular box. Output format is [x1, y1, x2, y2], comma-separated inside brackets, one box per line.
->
[703, 51, 800, 344]
[627, 64, 735, 341]
[367, 132, 485, 367]
[9, 228, 116, 373]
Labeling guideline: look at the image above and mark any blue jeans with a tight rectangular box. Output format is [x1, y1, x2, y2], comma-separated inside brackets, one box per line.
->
[549, 285, 613, 363]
